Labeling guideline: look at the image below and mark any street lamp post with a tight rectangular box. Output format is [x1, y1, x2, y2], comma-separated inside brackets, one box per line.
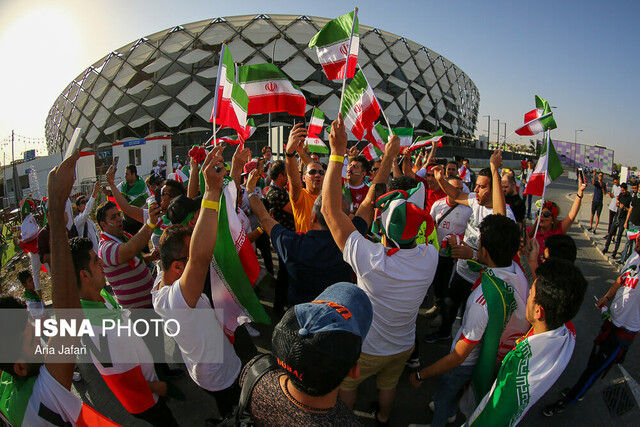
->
[493, 119, 500, 147]
[483, 115, 490, 147]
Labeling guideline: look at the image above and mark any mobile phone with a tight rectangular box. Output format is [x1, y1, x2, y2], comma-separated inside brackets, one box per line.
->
[577, 168, 586, 186]
[374, 183, 387, 202]
[155, 188, 162, 206]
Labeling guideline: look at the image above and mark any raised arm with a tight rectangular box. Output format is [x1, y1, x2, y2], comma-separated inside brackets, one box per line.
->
[106, 165, 145, 223]
[180, 147, 225, 307]
[116, 203, 160, 265]
[246, 169, 278, 235]
[285, 123, 308, 202]
[490, 149, 506, 216]
[354, 135, 401, 227]
[392, 156, 402, 178]
[75, 181, 99, 227]
[561, 178, 587, 233]
[425, 142, 437, 166]
[401, 151, 418, 180]
[230, 144, 249, 191]
[187, 157, 200, 198]
[45, 151, 82, 389]
[434, 166, 469, 206]
[322, 114, 357, 251]
[298, 142, 314, 166]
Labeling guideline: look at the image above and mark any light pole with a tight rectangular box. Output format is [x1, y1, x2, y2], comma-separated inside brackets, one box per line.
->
[574, 129, 583, 169]
[493, 119, 500, 147]
[503, 122, 507, 145]
[483, 115, 490, 147]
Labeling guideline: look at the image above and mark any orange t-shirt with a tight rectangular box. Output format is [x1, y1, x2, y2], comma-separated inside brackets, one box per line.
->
[291, 188, 319, 233]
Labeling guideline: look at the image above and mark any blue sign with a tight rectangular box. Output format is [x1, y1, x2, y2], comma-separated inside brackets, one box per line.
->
[123, 139, 146, 147]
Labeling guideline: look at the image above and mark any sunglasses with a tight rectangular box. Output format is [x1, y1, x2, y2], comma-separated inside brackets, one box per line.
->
[541, 211, 553, 218]
[307, 169, 325, 176]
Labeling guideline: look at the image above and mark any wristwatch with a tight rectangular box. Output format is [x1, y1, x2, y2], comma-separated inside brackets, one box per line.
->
[285, 152, 296, 158]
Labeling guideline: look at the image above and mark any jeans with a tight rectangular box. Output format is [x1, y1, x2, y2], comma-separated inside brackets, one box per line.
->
[526, 194, 533, 218]
[604, 215, 625, 254]
[621, 222, 637, 263]
[432, 363, 475, 427]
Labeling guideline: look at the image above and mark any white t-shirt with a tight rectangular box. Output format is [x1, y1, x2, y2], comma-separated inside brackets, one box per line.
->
[456, 193, 516, 283]
[609, 184, 621, 212]
[343, 231, 438, 356]
[430, 198, 472, 249]
[452, 263, 530, 367]
[611, 252, 640, 332]
[152, 279, 241, 391]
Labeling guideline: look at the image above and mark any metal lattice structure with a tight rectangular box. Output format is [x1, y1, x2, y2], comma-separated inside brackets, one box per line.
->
[45, 14, 479, 153]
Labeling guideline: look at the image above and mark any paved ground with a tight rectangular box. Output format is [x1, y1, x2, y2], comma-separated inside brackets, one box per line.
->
[68, 173, 640, 426]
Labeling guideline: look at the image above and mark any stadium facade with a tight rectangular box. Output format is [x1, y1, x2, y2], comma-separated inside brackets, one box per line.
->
[45, 14, 480, 155]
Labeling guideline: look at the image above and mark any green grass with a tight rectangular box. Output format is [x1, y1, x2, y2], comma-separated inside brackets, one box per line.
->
[0, 227, 19, 269]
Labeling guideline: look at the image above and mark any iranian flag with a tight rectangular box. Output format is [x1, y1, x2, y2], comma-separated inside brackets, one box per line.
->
[306, 108, 329, 154]
[210, 43, 249, 135]
[237, 118, 257, 143]
[237, 63, 306, 116]
[408, 129, 444, 152]
[523, 133, 564, 197]
[468, 324, 576, 426]
[515, 95, 557, 136]
[308, 10, 359, 81]
[392, 127, 414, 147]
[362, 143, 383, 161]
[364, 122, 389, 152]
[210, 178, 270, 338]
[341, 69, 381, 141]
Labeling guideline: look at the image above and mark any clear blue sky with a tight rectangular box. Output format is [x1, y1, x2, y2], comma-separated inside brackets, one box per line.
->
[1, 0, 638, 166]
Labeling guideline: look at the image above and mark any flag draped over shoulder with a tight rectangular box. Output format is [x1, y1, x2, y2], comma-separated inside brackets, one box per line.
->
[306, 108, 329, 154]
[341, 69, 381, 141]
[391, 127, 414, 147]
[210, 178, 270, 338]
[308, 11, 359, 80]
[408, 129, 444, 152]
[364, 122, 389, 152]
[237, 63, 306, 116]
[523, 133, 564, 197]
[210, 43, 249, 135]
[469, 324, 576, 426]
[515, 95, 557, 136]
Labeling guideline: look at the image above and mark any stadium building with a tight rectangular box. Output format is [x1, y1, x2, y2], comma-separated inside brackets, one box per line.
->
[45, 14, 479, 163]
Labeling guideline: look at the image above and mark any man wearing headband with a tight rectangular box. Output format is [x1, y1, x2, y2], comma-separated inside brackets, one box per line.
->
[323, 114, 438, 425]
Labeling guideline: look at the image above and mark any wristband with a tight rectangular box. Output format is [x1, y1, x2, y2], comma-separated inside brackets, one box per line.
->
[256, 226, 264, 235]
[146, 219, 156, 230]
[416, 371, 423, 381]
[286, 152, 296, 158]
[330, 154, 344, 163]
[202, 199, 219, 211]
[577, 193, 583, 199]
[248, 192, 259, 200]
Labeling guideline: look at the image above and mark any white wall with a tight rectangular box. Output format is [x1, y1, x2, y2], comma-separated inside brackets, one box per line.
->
[112, 136, 173, 178]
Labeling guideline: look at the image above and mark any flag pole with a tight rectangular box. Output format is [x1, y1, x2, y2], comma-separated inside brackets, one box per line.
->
[338, 7, 358, 114]
[357, 64, 394, 137]
[532, 130, 551, 238]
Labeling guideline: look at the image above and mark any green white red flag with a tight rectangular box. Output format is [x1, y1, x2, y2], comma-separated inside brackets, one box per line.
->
[364, 122, 389, 152]
[211, 178, 270, 338]
[308, 10, 359, 81]
[306, 108, 329, 154]
[237, 63, 306, 116]
[408, 129, 444, 152]
[362, 143, 383, 161]
[341, 69, 381, 141]
[210, 43, 249, 135]
[523, 133, 564, 197]
[392, 127, 414, 147]
[515, 95, 557, 136]
[237, 118, 256, 143]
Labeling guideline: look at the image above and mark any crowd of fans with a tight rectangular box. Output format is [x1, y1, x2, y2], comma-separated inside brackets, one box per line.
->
[2, 114, 639, 426]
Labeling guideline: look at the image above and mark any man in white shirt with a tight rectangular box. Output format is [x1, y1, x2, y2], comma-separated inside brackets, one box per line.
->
[74, 181, 101, 253]
[322, 114, 438, 425]
[543, 237, 640, 416]
[410, 214, 529, 427]
[426, 151, 516, 343]
[153, 147, 242, 423]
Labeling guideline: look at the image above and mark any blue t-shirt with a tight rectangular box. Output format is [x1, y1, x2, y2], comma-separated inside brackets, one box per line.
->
[271, 216, 368, 305]
[593, 180, 605, 203]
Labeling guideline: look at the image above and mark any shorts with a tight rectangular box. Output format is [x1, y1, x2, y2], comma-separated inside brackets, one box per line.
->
[340, 346, 414, 391]
[591, 201, 603, 216]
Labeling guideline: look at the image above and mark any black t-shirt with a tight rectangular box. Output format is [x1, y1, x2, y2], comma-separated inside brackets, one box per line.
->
[617, 192, 633, 221]
[505, 193, 526, 222]
[629, 193, 640, 225]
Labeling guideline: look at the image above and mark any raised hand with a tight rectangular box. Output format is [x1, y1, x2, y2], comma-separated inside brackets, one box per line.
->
[329, 113, 348, 155]
[490, 149, 503, 170]
[286, 123, 307, 154]
[48, 151, 80, 210]
[385, 135, 401, 159]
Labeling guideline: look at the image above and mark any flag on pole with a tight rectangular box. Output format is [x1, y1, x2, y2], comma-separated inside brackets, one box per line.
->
[364, 122, 389, 152]
[523, 133, 564, 197]
[306, 108, 329, 154]
[408, 129, 444, 152]
[308, 11, 359, 81]
[210, 43, 249, 135]
[211, 179, 271, 338]
[391, 127, 414, 147]
[515, 95, 557, 136]
[341, 69, 381, 141]
[362, 143, 383, 161]
[237, 118, 256, 142]
[237, 63, 306, 116]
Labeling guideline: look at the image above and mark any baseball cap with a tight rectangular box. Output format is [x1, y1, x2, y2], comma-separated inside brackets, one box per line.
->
[167, 195, 202, 225]
[242, 160, 258, 176]
[272, 282, 373, 396]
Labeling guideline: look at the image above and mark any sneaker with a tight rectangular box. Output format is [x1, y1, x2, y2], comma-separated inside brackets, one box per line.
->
[593, 230, 597, 235]
[587, 227, 592, 232]
[245, 323, 261, 337]
[424, 331, 451, 343]
[72, 371, 82, 382]
[561, 388, 584, 402]
[542, 400, 566, 416]
[612, 252, 618, 259]
[424, 305, 440, 318]
[428, 401, 457, 423]
[406, 357, 420, 369]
